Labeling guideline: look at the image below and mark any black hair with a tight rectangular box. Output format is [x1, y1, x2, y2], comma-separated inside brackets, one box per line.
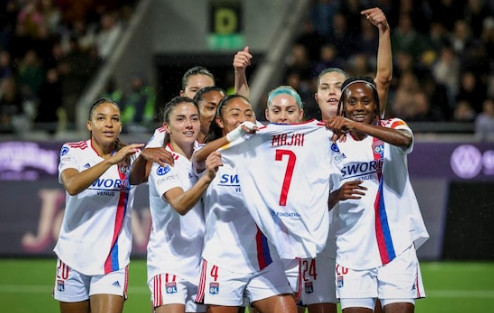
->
[159, 96, 198, 146]
[87, 98, 127, 156]
[193, 86, 226, 104]
[181, 66, 215, 90]
[203, 94, 251, 143]
[337, 76, 380, 120]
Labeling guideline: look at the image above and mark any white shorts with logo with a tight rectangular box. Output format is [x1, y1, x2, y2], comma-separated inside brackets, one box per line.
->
[197, 258, 293, 306]
[149, 272, 205, 312]
[299, 256, 337, 305]
[336, 245, 426, 309]
[53, 258, 128, 302]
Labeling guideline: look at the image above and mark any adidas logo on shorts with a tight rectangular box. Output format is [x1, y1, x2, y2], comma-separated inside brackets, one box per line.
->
[112, 281, 121, 287]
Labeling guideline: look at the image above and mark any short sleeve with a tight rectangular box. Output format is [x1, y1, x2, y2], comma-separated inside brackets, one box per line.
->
[149, 162, 182, 198]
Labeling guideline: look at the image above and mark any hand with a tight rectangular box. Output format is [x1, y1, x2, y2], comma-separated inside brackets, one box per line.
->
[109, 143, 144, 165]
[204, 151, 222, 180]
[139, 147, 175, 167]
[240, 121, 258, 134]
[233, 46, 252, 72]
[361, 7, 389, 31]
[336, 180, 367, 201]
[325, 116, 354, 141]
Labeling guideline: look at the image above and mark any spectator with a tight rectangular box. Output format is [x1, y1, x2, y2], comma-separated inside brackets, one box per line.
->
[453, 99, 476, 122]
[120, 74, 155, 133]
[432, 45, 460, 106]
[17, 49, 45, 98]
[0, 76, 24, 133]
[475, 98, 494, 141]
[35, 68, 62, 134]
[95, 11, 122, 60]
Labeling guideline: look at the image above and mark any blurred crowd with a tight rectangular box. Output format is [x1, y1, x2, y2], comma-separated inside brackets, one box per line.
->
[0, 0, 137, 134]
[1, 0, 493, 138]
[284, 0, 494, 135]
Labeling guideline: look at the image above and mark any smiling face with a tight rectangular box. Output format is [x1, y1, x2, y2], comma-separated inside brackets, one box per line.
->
[315, 71, 347, 120]
[217, 97, 255, 135]
[265, 94, 303, 124]
[87, 101, 122, 150]
[342, 82, 378, 124]
[164, 102, 200, 147]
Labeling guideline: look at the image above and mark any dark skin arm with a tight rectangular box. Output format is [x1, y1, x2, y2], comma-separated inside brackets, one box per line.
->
[326, 116, 412, 148]
[362, 7, 392, 117]
[129, 147, 175, 185]
[328, 179, 367, 209]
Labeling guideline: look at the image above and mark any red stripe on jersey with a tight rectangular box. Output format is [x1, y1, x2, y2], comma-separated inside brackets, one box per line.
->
[66, 141, 88, 149]
[195, 260, 208, 303]
[104, 163, 129, 274]
[390, 119, 407, 129]
[156, 127, 166, 133]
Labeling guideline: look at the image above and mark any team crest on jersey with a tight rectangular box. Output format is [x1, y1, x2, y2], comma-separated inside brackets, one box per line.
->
[83, 163, 91, 168]
[372, 140, 384, 157]
[165, 281, 177, 294]
[331, 143, 340, 152]
[209, 282, 219, 294]
[337, 275, 344, 288]
[57, 280, 65, 292]
[156, 165, 171, 176]
[60, 146, 69, 156]
[304, 281, 313, 294]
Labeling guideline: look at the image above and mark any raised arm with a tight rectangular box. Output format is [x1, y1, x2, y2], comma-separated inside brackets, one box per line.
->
[362, 7, 392, 117]
[62, 144, 143, 195]
[234, 46, 252, 99]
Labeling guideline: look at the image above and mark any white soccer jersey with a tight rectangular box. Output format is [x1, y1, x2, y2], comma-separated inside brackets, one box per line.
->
[201, 160, 280, 274]
[54, 139, 136, 276]
[147, 144, 205, 283]
[331, 118, 429, 270]
[220, 120, 339, 259]
[146, 127, 166, 148]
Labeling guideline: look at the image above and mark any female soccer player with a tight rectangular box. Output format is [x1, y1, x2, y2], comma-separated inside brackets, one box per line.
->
[145, 96, 220, 313]
[325, 77, 428, 313]
[54, 98, 143, 313]
[193, 94, 297, 313]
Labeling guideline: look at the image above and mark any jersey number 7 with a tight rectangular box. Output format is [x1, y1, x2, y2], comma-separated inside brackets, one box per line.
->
[275, 149, 297, 206]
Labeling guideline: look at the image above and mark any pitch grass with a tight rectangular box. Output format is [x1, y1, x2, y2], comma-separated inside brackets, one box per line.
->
[0, 258, 493, 313]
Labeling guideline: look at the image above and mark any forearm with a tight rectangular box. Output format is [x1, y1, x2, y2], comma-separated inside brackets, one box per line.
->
[375, 24, 392, 116]
[63, 159, 114, 195]
[129, 155, 149, 185]
[235, 69, 250, 100]
[352, 123, 412, 148]
[168, 175, 213, 215]
[194, 137, 229, 163]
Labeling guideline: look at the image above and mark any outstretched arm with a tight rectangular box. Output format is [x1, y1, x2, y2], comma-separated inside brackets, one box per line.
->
[192, 122, 257, 172]
[362, 7, 392, 117]
[326, 116, 412, 148]
[234, 46, 252, 99]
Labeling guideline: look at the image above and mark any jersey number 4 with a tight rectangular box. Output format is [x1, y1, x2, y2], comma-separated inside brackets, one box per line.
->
[275, 149, 297, 206]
